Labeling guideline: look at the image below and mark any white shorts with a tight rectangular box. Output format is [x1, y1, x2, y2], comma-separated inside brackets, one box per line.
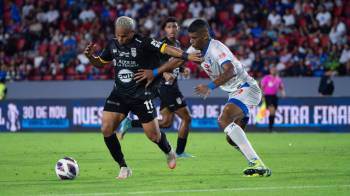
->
[227, 81, 262, 117]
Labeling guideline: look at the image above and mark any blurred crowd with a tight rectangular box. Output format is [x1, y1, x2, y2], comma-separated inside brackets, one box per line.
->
[1, 0, 350, 81]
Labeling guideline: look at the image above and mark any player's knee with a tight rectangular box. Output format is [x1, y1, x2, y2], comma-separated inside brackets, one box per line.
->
[218, 117, 230, 129]
[101, 123, 114, 137]
[160, 119, 172, 129]
[218, 119, 225, 129]
[182, 114, 192, 125]
[233, 117, 247, 129]
[146, 132, 160, 143]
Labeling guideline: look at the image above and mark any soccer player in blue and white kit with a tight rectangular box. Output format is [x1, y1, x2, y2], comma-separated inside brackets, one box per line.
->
[135, 19, 271, 177]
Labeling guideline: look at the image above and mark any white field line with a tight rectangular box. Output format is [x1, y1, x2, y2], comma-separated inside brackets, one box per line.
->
[41, 184, 350, 196]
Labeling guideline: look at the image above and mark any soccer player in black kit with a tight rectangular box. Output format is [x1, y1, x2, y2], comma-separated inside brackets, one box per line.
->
[84, 16, 201, 180]
[117, 17, 193, 158]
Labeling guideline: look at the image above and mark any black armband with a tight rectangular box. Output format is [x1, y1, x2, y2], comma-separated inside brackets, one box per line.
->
[181, 52, 189, 60]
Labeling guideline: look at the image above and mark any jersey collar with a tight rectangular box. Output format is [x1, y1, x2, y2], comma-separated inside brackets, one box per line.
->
[201, 39, 211, 57]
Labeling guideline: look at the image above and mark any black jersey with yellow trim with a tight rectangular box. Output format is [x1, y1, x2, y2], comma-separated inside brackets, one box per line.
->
[159, 37, 183, 87]
[99, 34, 164, 99]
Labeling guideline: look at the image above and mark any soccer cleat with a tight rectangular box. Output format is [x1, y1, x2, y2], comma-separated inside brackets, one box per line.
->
[176, 152, 194, 158]
[116, 167, 132, 180]
[117, 118, 132, 140]
[243, 159, 272, 177]
[166, 150, 176, 169]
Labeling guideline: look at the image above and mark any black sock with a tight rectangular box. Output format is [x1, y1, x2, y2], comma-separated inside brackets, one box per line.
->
[176, 137, 187, 154]
[104, 134, 127, 168]
[131, 120, 142, 128]
[154, 131, 171, 154]
[269, 115, 275, 130]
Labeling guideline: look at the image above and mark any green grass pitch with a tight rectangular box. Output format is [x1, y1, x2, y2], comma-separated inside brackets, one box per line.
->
[0, 132, 350, 196]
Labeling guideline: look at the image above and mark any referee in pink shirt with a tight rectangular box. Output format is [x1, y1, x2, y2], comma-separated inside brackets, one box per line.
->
[260, 66, 286, 131]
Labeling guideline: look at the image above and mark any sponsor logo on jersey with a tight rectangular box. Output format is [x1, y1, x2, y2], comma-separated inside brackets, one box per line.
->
[117, 60, 137, 67]
[117, 69, 134, 83]
[203, 63, 212, 73]
[131, 48, 137, 57]
[232, 89, 244, 96]
[176, 97, 182, 105]
[172, 67, 180, 76]
[135, 38, 142, 43]
[218, 52, 227, 59]
[119, 51, 130, 57]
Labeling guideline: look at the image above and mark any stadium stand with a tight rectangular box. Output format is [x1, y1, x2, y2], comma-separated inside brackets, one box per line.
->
[0, 0, 349, 81]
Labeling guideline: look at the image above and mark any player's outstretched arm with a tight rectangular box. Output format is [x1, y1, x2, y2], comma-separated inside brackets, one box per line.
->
[134, 43, 202, 87]
[162, 45, 203, 63]
[84, 43, 110, 67]
[134, 58, 184, 87]
[195, 62, 236, 98]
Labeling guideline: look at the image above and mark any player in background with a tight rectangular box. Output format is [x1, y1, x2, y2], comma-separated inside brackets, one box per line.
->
[261, 65, 286, 131]
[117, 17, 193, 158]
[84, 16, 201, 180]
[135, 19, 271, 177]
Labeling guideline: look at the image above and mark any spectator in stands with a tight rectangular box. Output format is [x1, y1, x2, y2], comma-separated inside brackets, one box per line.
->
[0, 0, 349, 81]
[188, 0, 203, 18]
[316, 5, 332, 33]
[339, 43, 350, 75]
[329, 17, 347, 45]
[268, 10, 282, 27]
[282, 9, 296, 27]
[233, 0, 244, 16]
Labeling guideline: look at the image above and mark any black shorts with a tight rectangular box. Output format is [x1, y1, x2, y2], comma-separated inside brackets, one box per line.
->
[103, 88, 156, 123]
[159, 84, 187, 112]
[265, 95, 278, 108]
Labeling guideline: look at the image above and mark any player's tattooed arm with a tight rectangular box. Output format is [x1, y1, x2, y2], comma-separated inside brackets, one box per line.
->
[84, 43, 110, 67]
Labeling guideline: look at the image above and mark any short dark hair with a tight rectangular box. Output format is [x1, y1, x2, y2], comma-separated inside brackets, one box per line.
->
[188, 19, 209, 33]
[162, 17, 178, 30]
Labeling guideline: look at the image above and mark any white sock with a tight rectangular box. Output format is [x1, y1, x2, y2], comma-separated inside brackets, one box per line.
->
[224, 122, 260, 162]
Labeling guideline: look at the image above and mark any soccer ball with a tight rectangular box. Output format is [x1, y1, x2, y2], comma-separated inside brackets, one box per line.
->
[55, 157, 79, 180]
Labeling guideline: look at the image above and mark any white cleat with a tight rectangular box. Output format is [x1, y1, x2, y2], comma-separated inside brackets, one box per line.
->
[116, 167, 132, 180]
[166, 150, 176, 169]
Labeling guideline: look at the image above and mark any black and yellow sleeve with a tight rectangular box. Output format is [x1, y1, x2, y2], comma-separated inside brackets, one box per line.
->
[143, 37, 167, 54]
[99, 42, 113, 63]
[160, 43, 167, 54]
